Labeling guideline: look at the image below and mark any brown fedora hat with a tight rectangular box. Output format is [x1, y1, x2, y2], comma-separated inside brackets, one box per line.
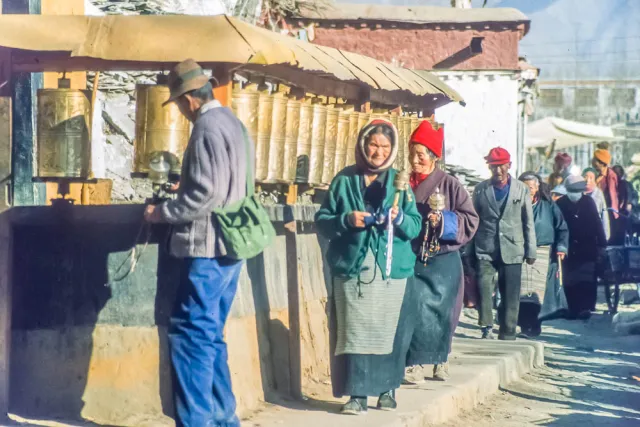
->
[163, 59, 214, 106]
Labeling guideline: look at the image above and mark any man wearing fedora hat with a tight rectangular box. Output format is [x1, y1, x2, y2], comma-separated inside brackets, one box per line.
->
[144, 59, 251, 427]
[472, 147, 537, 341]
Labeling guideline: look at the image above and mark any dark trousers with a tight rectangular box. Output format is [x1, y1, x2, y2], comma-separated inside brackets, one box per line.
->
[477, 259, 522, 339]
[169, 257, 243, 427]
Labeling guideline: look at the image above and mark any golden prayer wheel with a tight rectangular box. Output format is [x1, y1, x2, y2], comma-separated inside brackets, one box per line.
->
[37, 89, 92, 178]
[295, 102, 314, 183]
[133, 84, 191, 175]
[321, 107, 340, 184]
[389, 114, 402, 170]
[283, 99, 301, 183]
[231, 86, 259, 147]
[266, 94, 288, 183]
[308, 104, 327, 185]
[345, 111, 360, 167]
[255, 92, 274, 182]
[395, 115, 405, 171]
[333, 110, 352, 177]
[357, 112, 371, 131]
[402, 117, 413, 172]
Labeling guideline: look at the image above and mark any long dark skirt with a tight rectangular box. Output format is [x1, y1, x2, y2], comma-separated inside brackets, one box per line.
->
[329, 276, 415, 398]
[407, 251, 463, 366]
[563, 260, 597, 315]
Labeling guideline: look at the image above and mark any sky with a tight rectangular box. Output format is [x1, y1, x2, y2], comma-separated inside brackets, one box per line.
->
[337, 0, 640, 81]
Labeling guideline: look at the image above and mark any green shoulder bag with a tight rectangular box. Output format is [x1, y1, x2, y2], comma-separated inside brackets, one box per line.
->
[213, 123, 276, 259]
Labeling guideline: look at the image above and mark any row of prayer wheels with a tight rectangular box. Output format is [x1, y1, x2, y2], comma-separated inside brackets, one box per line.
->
[231, 85, 428, 186]
[34, 83, 430, 186]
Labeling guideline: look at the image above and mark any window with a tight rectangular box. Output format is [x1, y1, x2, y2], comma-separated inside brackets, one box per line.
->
[539, 89, 563, 108]
[609, 88, 636, 109]
[575, 88, 599, 108]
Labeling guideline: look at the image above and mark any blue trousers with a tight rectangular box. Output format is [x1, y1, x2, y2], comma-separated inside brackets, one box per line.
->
[169, 257, 243, 427]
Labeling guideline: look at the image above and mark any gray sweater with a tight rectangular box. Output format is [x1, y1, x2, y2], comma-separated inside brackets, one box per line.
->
[160, 102, 253, 258]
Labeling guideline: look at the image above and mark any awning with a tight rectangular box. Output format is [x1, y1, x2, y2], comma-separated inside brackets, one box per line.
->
[526, 117, 623, 150]
[0, 14, 463, 109]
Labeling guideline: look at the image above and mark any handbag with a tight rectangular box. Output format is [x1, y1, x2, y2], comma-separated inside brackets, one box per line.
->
[518, 264, 542, 331]
[212, 123, 276, 260]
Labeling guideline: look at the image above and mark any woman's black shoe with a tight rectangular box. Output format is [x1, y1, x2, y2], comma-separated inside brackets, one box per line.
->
[341, 397, 368, 415]
[376, 390, 397, 411]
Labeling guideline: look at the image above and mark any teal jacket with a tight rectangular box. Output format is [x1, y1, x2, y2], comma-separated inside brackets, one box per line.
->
[315, 166, 422, 280]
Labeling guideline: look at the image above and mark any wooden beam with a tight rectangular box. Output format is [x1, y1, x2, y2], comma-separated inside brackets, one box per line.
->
[284, 204, 302, 400]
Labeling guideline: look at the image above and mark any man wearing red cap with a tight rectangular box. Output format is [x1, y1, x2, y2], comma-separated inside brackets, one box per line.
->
[472, 147, 537, 340]
[548, 152, 572, 187]
[405, 120, 479, 381]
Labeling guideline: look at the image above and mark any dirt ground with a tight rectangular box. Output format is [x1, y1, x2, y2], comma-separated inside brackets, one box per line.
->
[439, 304, 640, 427]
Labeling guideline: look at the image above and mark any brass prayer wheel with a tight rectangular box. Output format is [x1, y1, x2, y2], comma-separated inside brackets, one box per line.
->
[37, 89, 92, 178]
[403, 117, 413, 172]
[345, 111, 360, 166]
[321, 107, 339, 184]
[308, 104, 327, 185]
[396, 115, 406, 171]
[357, 112, 371, 131]
[389, 114, 402, 171]
[266, 94, 288, 183]
[333, 109, 352, 177]
[256, 92, 274, 182]
[133, 85, 191, 175]
[295, 101, 314, 183]
[283, 99, 301, 183]
[231, 86, 259, 146]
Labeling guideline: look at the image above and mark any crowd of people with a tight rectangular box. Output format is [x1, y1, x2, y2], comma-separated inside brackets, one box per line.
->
[316, 118, 637, 414]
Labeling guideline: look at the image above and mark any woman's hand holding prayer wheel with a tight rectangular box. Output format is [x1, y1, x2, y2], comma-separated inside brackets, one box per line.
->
[428, 212, 441, 228]
[348, 211, 372, 228]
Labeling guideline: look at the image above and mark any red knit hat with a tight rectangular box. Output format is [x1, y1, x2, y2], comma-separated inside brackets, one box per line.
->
[484, 147, 511, 165]
[409, 121, 444, 158]
[554, 152, 572, 167]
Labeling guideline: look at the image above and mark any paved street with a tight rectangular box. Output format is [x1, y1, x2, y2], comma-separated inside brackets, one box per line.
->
[441, 307, 640, 426]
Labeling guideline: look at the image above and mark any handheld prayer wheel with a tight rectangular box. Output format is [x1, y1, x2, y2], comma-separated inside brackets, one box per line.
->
[389, 114, 402, 171]
[321, 107, 339, 184]
[396, 116, 406, 171]
[308, 104, 327, 185]
[255, 92, 274, 182]
[37, 89, 92, 178]
[266, 94, 288, 183]
[333, 109, 352, 177]
[295, 101, 314, 183]
[133, 84, 191, 175]
[231, 85, 259, 148]
[345, 111, 360, 166]
[283, 99, 301, 183]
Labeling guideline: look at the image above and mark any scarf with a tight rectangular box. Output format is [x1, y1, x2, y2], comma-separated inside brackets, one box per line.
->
[355, 119, 399, 175]
[410, 172, 429, 190]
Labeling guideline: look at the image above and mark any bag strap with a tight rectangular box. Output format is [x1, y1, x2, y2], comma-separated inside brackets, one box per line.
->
[238, 122, 255, 196]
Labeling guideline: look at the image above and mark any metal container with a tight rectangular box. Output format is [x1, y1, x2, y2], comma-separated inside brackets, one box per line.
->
[283, 99, 301, 183]
[333, 109, 352, 177]
[308, 104, 327, 185]
[295, 102, 314, 183]
[37, 88, 92, 178]
[321, 107, 339, 184]
[266, 94, 288, 183]
[255, 93, 274, 182]
[345, 111, 360, 167]
[231, 86, 259, 146]
[133, 84, 191, 174]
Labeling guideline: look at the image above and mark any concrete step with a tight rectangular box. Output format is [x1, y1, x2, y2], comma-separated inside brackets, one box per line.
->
[244, 337, 544, 427]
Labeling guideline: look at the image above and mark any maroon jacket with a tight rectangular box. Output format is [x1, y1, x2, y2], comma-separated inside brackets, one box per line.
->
[412, 168, 479, 255]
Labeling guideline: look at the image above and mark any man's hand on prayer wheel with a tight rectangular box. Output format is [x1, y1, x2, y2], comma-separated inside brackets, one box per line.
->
[348, 211, 371, 228]
[557, 252, 566, 261]
[144, 204, 164, 223]
[167, 182, 180, 194]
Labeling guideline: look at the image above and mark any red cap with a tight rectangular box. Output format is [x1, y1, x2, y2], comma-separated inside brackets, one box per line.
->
[554, 152, 572, 167]
[409, 121, 444, 158]
[484, 147, 511, 165]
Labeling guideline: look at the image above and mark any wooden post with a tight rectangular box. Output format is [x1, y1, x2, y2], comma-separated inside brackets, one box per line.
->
[284, 203, 302, 399]
[0, 48, 11, 212]
[0, 211, 12, 421]
[361, 101, 371, 113]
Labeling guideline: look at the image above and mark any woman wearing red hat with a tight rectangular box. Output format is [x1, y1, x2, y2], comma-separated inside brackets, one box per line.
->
[316, 119, 422, 415]
[404, 121, 479, 382]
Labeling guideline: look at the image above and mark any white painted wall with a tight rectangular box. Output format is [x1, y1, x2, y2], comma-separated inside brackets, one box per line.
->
[435, 71, 520, 179]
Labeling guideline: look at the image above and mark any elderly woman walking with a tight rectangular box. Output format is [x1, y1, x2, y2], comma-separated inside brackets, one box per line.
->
[315, 119, 422, 415]
[583, 167, 611, 241]
[556, 175, 607, 319]
[404, 121, 478, 381]
[518, 172, 569, 334]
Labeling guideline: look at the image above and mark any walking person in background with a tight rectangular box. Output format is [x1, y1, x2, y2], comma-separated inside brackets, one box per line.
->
[315, 119, 422, 415]
[556, 176, 607, 319]
[583, 167, 611, 241]
[613, 165, 637, 240]
[518, 172, 569, 335]
[473, 148, 537, 340]
[404, 121, 479, 382]
[143, 59, 251, 427]
[548, 153, 573, 187]
[592, 148, 622, 244]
